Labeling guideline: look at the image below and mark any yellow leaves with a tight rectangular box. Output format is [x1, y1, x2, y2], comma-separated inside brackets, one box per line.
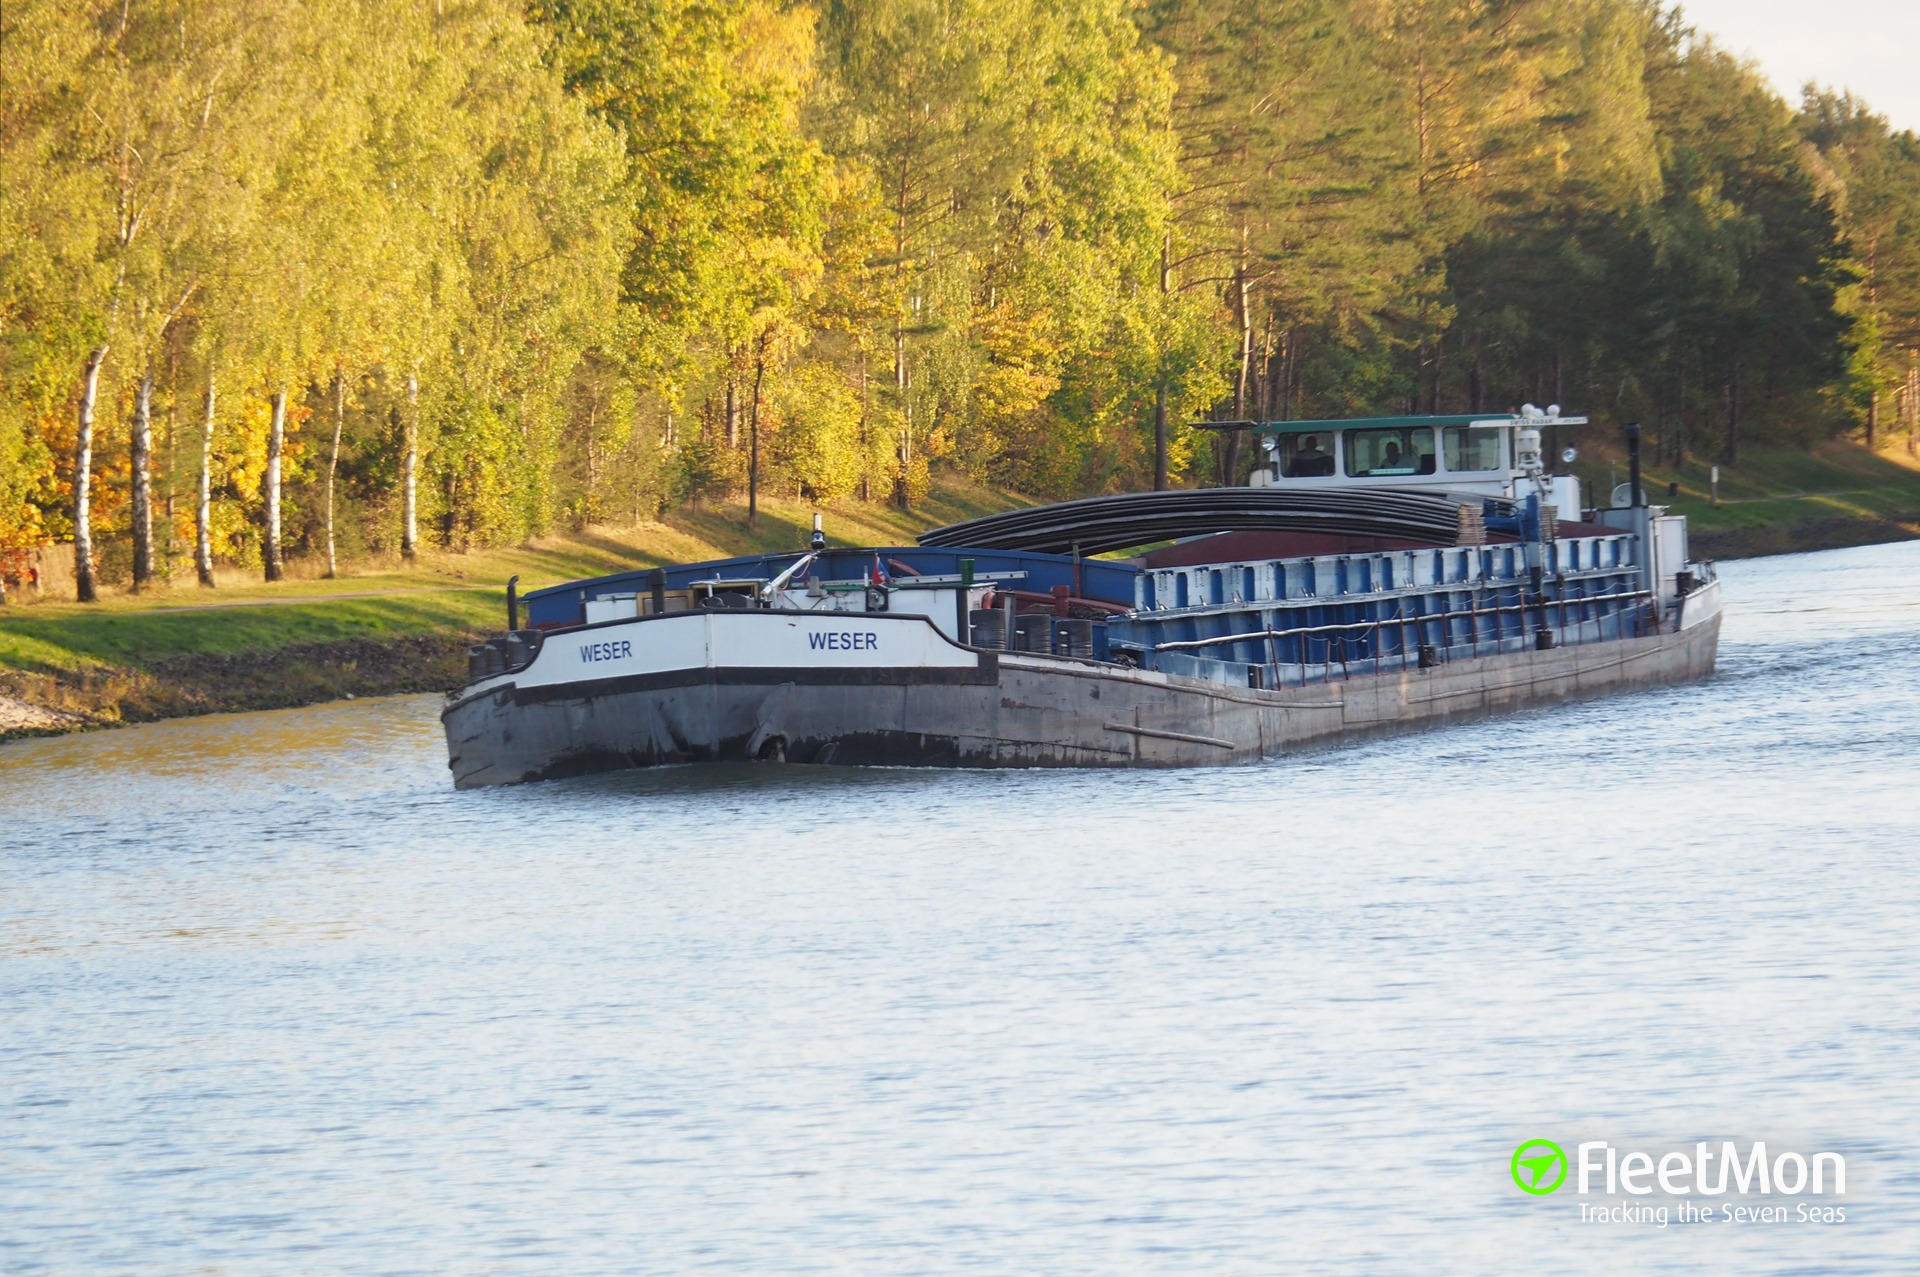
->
[0, 500, 49, 558]
[735, 2, 821, 118]
[971, 361, 1059, 427]
[225, 399, 273, 499]
[898, 454, 931, 505]
[737, 233, 826, 327]
[971, 305, 1063, 424]
[205, 489, 257, 566]
[771, 360, 865, 501]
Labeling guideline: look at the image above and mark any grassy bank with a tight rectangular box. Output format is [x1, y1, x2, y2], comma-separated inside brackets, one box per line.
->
[1572, 439, 1920, 558]
[0, 591, 507, 738]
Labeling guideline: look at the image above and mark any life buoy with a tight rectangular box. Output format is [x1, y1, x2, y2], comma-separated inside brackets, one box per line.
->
[865, 586, 888, 612]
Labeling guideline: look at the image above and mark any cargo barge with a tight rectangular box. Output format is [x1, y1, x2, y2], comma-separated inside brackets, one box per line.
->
[443, 411, 1720, 787]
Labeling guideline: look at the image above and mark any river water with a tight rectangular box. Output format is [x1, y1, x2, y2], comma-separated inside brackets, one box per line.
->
[3, 542, 1917, 1274]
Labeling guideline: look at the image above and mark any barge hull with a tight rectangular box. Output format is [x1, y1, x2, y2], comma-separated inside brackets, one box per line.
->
[443, 604, 1721, 788]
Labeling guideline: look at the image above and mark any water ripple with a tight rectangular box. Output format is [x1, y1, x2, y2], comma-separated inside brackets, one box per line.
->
[3, 542, 1919, 1273]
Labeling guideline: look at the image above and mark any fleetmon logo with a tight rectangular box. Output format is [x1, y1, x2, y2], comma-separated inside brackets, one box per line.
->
[1511, 1139, 1569, 1195]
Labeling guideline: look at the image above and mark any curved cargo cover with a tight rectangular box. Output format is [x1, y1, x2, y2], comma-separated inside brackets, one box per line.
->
[916, 487, 1506, 556]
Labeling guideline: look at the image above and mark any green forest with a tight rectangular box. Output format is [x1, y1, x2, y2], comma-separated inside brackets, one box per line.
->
[6, 0, 1920, 599]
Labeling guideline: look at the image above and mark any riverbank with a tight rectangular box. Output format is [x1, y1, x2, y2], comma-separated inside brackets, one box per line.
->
[0, 594, 501, 740]
[5, 448, 1918, 742]
[0, 483, 1017, 740]
[1580, 438, 1920, 559]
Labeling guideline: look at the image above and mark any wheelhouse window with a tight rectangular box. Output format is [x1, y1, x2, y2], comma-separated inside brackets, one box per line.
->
[1344, 427, 1434, 477]
[1279, 433, 1338, 477]
[1443, 425, 1505, 472]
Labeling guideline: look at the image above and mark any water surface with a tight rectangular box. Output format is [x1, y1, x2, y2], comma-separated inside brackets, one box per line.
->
[4, 542, 1919, 1273]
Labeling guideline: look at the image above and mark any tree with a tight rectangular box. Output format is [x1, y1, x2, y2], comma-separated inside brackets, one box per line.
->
[0, 0, 1898, 587]
[1801, 91, 1920, 452]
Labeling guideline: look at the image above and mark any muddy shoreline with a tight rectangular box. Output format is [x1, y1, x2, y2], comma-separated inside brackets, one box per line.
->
[0, 633, 477, 742]
[1689, 512, 1920, 561]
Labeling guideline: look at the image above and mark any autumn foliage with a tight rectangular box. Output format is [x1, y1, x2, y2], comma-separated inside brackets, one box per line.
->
[3, 0, 1919, 591]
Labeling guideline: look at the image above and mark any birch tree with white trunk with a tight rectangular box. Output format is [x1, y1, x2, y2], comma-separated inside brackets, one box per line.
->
[195, 368, 218, 586]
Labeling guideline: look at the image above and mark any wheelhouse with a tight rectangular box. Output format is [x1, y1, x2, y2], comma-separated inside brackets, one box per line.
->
[1237, 412, 1572, 504]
